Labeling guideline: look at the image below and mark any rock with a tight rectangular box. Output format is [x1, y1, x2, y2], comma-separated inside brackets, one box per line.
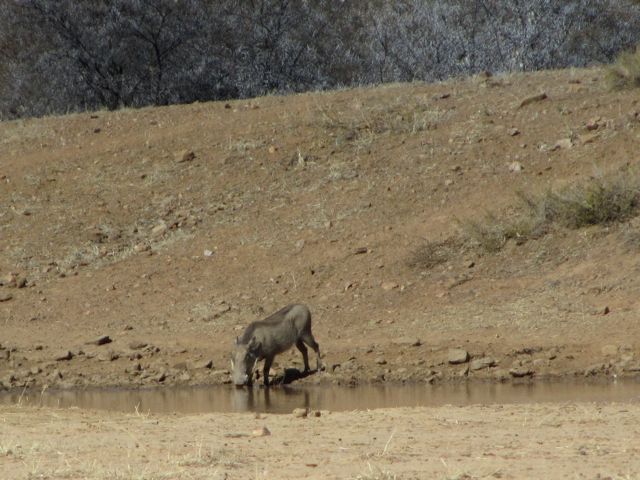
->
[623, 363, 640, 372]
[509, 367, 534, 378]
[252, 426, 271, 437]
[518, 92, 548, 108]
[584, 363, 605, 376]
[179, 372, 191, 382]
[601, 345, 619, 356]
[175, 150, 196, 163]
[199, 359, 214, 369]
[88, 335, 112, 346]
[0, 293, 13, 302]
[133, 243, 151, 253]
[354, 247, 368, 255]
[129, 341, 148, 350]
[0, 273, 17, 287]
[375, 357, 387, 365]
[603, 306, 610, 315]
[30, 366, 42, 375]
[392, 337, 421, 347]
[551, 138, 573, 151]
[470, 357, 496, 371]
[157, 371, 167, 382]
[203, 249, 214, 257]
[448, 349, 469, 365]
[293, 408, 308, 418]
[381, 282, 399, 291]
[151, 223, 167, 237]
[585, 117, 601, 131]
[509, 128, 521, 136]
[98, 351, 119, 362]
[55, 351, 74, 361]
[508, 161, 523, 172]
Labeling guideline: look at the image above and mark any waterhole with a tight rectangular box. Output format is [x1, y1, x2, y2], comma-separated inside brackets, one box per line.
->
[2, 380, 639, 414]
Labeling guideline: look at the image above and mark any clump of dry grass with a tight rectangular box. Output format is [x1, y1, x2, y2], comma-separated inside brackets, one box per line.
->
[606, 45, 640, 90]
[409, 167, 640, 264]
[463, 168, 640, 254]
[407, 238, 464, 269]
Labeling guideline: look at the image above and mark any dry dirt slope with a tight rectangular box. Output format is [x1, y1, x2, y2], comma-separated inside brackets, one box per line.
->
[1, 67, 640, 389]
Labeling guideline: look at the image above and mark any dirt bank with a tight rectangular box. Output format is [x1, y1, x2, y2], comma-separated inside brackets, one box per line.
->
[1, 67, 640, 391]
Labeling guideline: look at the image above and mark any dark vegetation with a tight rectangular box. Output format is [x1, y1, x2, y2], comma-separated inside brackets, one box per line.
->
[2, 0, 640, 119]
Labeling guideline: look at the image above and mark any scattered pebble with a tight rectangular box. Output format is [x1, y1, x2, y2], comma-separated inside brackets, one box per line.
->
[448, 349, 469, 365]
[293, 408, 308, 418]
[252, 426, 271, 437]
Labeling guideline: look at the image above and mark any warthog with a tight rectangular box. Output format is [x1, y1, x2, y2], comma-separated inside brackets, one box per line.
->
[231, 304, 321, 387]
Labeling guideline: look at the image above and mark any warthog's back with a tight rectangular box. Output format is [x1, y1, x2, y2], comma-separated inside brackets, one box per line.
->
[241, 304, 312, 356]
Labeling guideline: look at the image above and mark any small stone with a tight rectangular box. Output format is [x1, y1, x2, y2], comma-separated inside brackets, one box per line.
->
[129, 341, 148, 350]
[199, 359, 214, 369]
[151, 223, 167, 237]
[509, 128, 520, 136]
[392, 337, 421, 347]
[55, 351, 74, 361]
[133, 243, 150, 253]
[0, 273, 17, 287]
[30, 366, 42, 375]
[470, 357, 496, 371]
[252, 426, 271, 437]
[268, 145, 278, 154]
[381, 282, 399, 291]
[354, 247, 368, 255]
[0, 293, 13, 302]
[601, 345, 618, 356]
[157, 371, 167, 382]
[448, 349, 469, 365]
[518, 92, 548, 108]
[508, 161, 523, 172]
[444, 179, 454, 187]
[585, 363, 607, 376]
[175, 150, 196, 163]
[551, 138, 573, 151]
[509, 367, 534, 378]
[179, 372, 191, 382]
[88, 335, 112, 346]
[603, 306, 610, 315]
[293, 408, 308, 418]
[203, 249, 214, 257]
[375, 357, 387, 365]
[585, 117, 601, 131]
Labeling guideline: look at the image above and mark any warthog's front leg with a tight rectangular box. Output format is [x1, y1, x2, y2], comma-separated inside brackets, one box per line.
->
[263, 356, 274, 387]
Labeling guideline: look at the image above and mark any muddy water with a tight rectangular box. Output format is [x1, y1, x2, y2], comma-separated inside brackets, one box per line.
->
[2, 381, 640, 414]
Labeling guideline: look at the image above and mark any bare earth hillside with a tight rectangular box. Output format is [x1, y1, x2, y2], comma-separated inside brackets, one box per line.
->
[1, 67, 640, 390]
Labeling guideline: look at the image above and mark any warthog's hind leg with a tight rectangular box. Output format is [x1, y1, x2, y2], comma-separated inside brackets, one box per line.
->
[301, 333, 321, 371]
[296, 340, 310, 372]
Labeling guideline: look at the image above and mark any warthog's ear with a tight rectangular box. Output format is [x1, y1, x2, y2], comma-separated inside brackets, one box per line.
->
[248, 336, 261, 353]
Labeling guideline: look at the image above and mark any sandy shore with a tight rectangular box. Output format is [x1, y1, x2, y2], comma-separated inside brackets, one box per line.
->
[2, 401, 640, 479]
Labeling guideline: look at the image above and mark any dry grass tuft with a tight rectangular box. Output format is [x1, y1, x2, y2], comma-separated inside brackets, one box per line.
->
[606, 44, 640, 90]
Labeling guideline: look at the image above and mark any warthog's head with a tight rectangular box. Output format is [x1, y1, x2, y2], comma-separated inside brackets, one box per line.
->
[231, 336, 261, 387]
